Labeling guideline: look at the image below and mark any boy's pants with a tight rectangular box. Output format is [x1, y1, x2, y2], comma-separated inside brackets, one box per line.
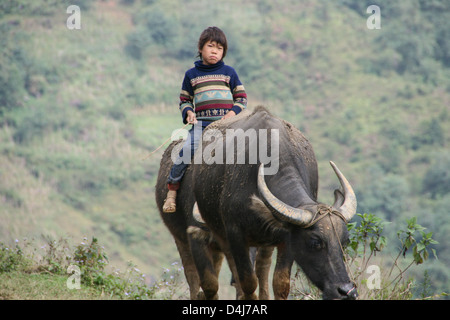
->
[167, 121, 212, 187]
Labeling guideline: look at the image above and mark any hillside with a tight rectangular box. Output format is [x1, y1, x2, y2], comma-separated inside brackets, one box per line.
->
[1, 0, 449, 298]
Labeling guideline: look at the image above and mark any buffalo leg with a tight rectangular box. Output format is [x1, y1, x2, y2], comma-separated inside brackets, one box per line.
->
[174, 238, 201, 300]
[227, 232, 258, 299]
[230, 247, 258, 299]
[255, 246, 274, 300]
[211, 248, 224, 298]
[221, 247, 247, 300]
[189, 236, 220, 299]
[212, 249, 224, 276]
[273, 243, 294, 300]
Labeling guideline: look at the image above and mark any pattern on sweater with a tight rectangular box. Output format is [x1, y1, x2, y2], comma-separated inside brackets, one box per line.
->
[179, 60, 247, 123]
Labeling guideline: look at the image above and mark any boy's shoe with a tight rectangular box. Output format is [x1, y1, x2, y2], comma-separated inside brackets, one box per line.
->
[163, 190, 177, 213]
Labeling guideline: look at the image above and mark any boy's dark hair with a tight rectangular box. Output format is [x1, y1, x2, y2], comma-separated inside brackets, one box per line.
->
[197, 26, 228, 60]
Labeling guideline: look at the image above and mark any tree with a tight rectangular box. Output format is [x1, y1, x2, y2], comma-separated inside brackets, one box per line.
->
[412, 118, 444, 150]
[423, 151, 450, 199]
[0, 23, 28, 111]
[359, 170, 409, 221]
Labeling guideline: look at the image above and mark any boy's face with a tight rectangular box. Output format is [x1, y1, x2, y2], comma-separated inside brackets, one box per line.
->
[200, 40, 224, 65]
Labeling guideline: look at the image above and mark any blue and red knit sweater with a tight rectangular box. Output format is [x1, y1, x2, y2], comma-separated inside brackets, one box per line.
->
[179, 60, 247, 124]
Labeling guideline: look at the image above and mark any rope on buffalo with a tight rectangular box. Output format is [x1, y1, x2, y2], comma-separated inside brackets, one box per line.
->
[327, 211, 356, 287]
[141, 122, 190, 161]
[302, 205, 346, 229]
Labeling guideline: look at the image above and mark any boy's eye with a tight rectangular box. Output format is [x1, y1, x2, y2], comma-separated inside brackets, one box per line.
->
[207, 43, 223, 50]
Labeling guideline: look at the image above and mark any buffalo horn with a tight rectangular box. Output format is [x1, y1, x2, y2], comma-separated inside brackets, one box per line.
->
[329, 161, 357, 221]
[257, 164, 314, 226]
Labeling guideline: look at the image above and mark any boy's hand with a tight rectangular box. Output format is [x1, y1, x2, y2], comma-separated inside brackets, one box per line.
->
[186, 110, 198, 124]
[222, 110, 236, 120]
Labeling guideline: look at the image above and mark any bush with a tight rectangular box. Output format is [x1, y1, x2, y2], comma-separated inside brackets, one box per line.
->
[65, 237, 157, 299]
[0, 240, 28, 273]
[125, 5, 180, 60]
[347, 215, 439, 299]
[291, 214, 441, 300]
[0, 237, 156, 299]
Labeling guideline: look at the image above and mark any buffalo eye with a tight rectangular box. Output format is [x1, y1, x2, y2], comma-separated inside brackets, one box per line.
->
[309, 238, 323, 251]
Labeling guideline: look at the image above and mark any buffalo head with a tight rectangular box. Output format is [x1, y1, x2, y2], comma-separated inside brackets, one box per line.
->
[258, 161, 358, 300]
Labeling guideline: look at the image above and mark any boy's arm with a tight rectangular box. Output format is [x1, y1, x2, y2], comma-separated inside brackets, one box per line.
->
[179, 75, 195, 124]
[230, 71, 247, 115]
[179, 92, 194, 124]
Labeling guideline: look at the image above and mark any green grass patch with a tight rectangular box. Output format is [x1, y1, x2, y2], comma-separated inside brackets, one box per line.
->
[0, 271, 103, 300]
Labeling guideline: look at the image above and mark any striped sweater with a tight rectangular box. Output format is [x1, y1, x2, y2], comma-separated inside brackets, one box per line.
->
[179, 60, 247, 124]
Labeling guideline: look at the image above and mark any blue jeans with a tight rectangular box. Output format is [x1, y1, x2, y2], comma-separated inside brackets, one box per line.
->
[167, 121, 212, 185]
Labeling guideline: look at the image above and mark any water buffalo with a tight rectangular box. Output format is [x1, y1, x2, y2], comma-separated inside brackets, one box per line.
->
[192, 106, 358, 300]
[155, 139, 271, 299]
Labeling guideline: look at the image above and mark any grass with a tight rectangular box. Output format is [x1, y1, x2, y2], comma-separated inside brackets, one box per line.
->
[0, 271, 104, 300]
[0, 235, 236, 300]
[0, 214, 444, 300]
[0, 236, 161, 300]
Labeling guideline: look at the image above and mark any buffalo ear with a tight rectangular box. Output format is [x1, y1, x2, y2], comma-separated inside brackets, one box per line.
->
[332, 189, 345, 209]
[192, 202, 206, 224]
[329, 161, 357, 222]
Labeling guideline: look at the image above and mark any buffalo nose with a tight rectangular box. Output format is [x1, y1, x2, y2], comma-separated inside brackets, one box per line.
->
[338, 283, 358, 300]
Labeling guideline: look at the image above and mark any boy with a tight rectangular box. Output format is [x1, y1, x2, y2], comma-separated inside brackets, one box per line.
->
[163, 26, 247, 213]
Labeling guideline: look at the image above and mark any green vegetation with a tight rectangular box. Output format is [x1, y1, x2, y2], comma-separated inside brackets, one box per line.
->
[0, 236, 188, 299]
[292, 214, 445, 300]
[0, 217, 443, 300]
[0, 0, 449, 299]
